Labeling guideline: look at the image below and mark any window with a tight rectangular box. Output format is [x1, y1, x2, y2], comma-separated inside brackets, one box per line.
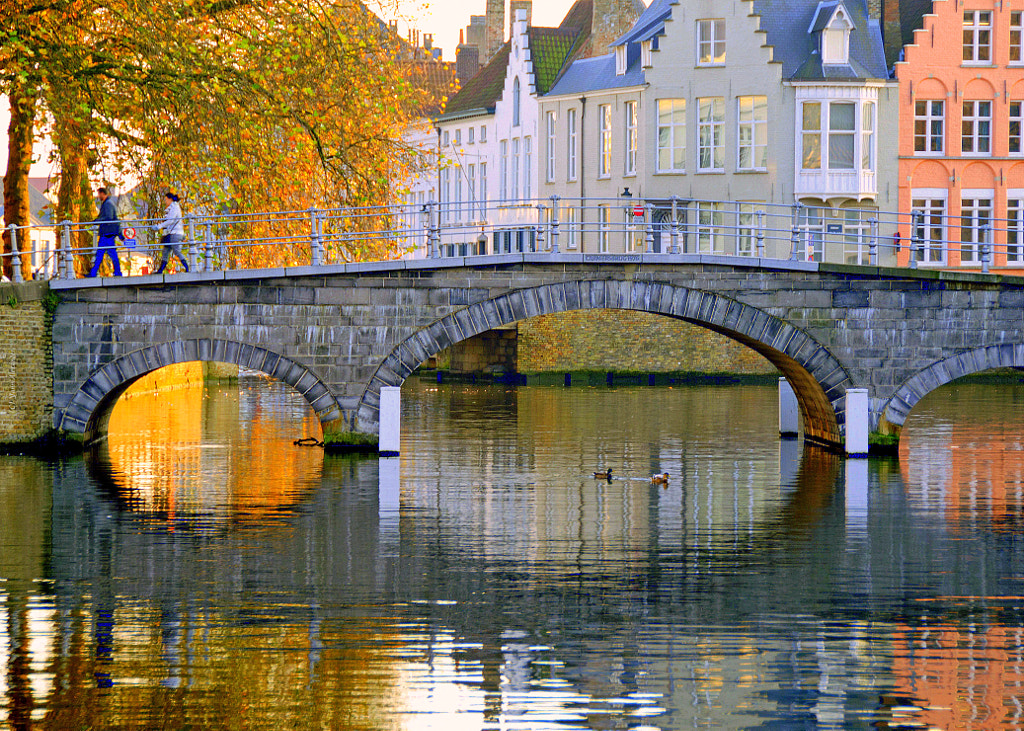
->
[523, 136, 532, 200]
[914, 100, 944, 154]
[512, 77, 521, 127]
[963, 11, 991, 63]
[1009, 195, 1024, 263]
[1012, 12, 1023, 64]
[443, 130, 450, 146]
[1011, 102, 1023, 155]
[625, 101, 638, 175]
[960, 193, 991, 263]
[736, 203, 760, 256]
[796, 207, 823, 261]
[599, 104, 612, 178]
[499, 140, 508, 200]
[545, 112, 556, 182]
[439, 166, 449, 222]
[697, 19, 725, 65]
[468, 164, 476, 214]
[598, 205, 610, 252]
[454, 129, 461, 145]
[962, 100, 991, 154]
[696, 202, 723, 253]
[511, 137, 520, 201]
[641, 40, 653, 68]
[657, 99, 686, 172]
[822, 11, 851, 64]
[911, 193, 947, 264]
[567, 108, 578, 181]
[563, 205, 578, 249]
[802, 102, 821, 169]
[737, 96, 767, 170]
[842, 209, 872, 265]
[861, 102, 875, 170]
[468, 127, 475, 144]
[480, 125, 487, 142]
[828, 101, 855, 169]
[479, 162, 487, 218]
[697, 97, 724, 172]
[454, 167, 462, 219]
[615, 45, 627, 75]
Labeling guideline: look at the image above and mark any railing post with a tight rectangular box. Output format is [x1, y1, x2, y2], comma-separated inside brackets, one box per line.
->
[535, 204, 546, 252]
[670, 196, 681, 255]
[204, 222, 214, 272]
[549, 195, 560, 254]
[981, 225, 992, 274]
[756, 210, 766, 258]
[309, 208, 323, 266]
[644, 203, 655, 253]
[869, 217, 879, 265]
[186, 215, 197, 272]
[789, 204, 802, 261]
[61, 221, 73, 279]
[427, 200, 440, 259]
[8, 225, 22, 282]
[910, 210, 922, 270]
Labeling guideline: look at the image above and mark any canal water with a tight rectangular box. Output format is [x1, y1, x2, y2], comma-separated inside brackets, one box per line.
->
[2, 375, 1024, 729]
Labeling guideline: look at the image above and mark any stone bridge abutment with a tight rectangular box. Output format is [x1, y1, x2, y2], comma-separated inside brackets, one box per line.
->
[45, 257, 1024, 450]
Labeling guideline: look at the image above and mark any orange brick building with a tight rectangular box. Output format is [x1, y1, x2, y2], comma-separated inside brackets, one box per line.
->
[896, 0, 1024, 272]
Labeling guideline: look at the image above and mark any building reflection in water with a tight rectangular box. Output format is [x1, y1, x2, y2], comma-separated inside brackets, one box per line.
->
[6, 379, 1024, 727]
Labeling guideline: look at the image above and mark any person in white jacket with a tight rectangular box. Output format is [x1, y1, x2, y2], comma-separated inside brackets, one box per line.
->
[155, 192, 189, 274]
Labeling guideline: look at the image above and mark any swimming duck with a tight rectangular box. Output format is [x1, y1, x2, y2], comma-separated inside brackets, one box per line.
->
[593, 468, 613, 480]
[650, 473, 669, 484]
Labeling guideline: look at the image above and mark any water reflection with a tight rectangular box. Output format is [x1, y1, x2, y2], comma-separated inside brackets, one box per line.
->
[4, 378, 1024, 727]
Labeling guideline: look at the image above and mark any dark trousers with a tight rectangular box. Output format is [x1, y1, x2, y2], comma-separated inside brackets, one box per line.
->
[87, 235, 122, 277]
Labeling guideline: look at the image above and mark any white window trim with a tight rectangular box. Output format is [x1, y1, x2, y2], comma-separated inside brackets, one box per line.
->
[641, 40, 653, 68]
[615, 46, 627, 75]
[959, 189, 994, 265]
[599, 104, 612, 179]
[961, 99, 992, 156]
[567, 109, 578, 182]
[962, 10, 992, 65]
[913, 99, 945, 155]
[697, 97, 725, 173]
[736, 96, 768, 171]
[696, 19, 725, 66]
[625, 101, 637, 176]
[1011, 12, 1024, 65]
[545, 112, 556, 182]
[656, 98, 686, 173]
[1007, 190, 1024, 265]
[1011, 100, 1024, 156]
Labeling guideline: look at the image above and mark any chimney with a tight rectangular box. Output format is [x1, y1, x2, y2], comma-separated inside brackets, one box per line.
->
[881, 0, 903, 69]
[510, 0, 532, 34]
[590, 0, 643, 57]
[467, 15, 486, 50]
[456, 34, 481, 82]
[485, 0, 505, 60]
[423, 33, 433, 51]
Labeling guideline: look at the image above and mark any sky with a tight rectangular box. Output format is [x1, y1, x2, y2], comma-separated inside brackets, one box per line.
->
[383, 0, 581, 60]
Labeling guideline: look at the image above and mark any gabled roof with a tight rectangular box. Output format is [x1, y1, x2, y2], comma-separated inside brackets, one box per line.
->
[529, 27, 587, 93]
[546, 52, 646, 95]
[752, 0, 888, 79]
[611, 0, 673, 48]
[438, 42, 512, 119]
[808, 0, 856, 33]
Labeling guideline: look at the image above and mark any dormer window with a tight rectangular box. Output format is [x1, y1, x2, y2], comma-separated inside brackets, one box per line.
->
[616, 45, 627, 75]
[822, 9, 851, 63]
[641, 40, 653, 68]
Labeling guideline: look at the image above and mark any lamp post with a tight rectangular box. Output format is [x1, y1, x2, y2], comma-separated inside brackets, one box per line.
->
[621, 187, 633, 252]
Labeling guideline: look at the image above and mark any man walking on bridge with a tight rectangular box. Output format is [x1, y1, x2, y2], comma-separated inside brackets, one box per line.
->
[88, 187, 123, 277]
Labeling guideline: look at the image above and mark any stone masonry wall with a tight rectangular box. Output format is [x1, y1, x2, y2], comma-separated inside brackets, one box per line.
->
[518, 309, 776, 374]
[0, 282, 52, 443]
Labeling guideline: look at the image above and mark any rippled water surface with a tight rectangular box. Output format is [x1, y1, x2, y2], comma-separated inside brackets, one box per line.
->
[3, 375, 1024, 729]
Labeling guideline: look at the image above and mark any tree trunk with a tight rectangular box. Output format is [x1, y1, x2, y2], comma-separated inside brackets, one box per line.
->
[55, 122, 93, 277]
[3, 84, 36, 281]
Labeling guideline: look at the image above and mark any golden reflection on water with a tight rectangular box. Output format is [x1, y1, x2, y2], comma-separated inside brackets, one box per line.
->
[101, 366, 325, 526]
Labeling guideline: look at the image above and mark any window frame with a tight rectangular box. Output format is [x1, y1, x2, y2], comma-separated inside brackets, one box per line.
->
[656, 98, 686, 173]
[910, 190, 947, 266]
[913, 99, 945, 155]
[1011, 101, 1023, 155]
[959, 191, 992, 264]
[697, 97, 725, 172]
[736, 95, 768, 171]
[961, 100, 992, 155]
[625, 101, 638, 176]
[567, 108, 578, 181]
[963, 10, 992, 64]
[598, 104, 612, 178]
[1012, 11, 1024, 65]
[1008, 191, 1024, 264]
[523, 136, 532, 200]
[696, 19, 726, 66]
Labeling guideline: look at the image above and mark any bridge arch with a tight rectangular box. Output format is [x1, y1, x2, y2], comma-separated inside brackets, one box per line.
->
[357, 280, 852, 447]
[882, 342, 1024, 430]
[59, 338, 342, 444]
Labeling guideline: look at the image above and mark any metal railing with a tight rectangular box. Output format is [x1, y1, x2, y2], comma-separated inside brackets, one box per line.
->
[2, 196, 1020, 282]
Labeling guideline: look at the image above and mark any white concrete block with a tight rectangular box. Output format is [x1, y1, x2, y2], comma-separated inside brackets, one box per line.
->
[779, 377, 800, 438]
[845, 388, 869, 457]
[379, 386, 401, 455]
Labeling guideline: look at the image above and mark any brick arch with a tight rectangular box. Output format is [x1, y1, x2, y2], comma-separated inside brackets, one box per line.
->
[58, 339, 342, 443]
[357, 280, 851, 447]
[883, 343, 1024, 429]
[961, 160, 998, 188]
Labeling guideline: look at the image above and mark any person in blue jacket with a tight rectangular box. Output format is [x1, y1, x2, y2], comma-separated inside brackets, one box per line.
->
[87, 187, 123, 277]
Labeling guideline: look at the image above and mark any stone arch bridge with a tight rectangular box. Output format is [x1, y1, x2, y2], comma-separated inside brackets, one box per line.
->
[49, 255, 1024, 448]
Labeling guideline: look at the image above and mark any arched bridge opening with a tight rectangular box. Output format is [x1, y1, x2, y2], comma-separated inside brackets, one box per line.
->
[59, 339, 342, 445]
[357, 280, 851, 448]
